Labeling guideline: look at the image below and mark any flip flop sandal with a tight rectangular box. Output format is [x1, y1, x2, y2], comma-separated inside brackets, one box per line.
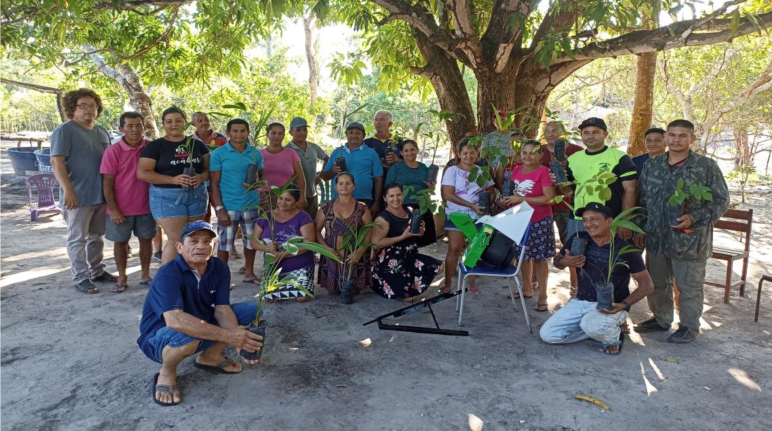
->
[534, 303, 549, 312]
[238, 267, 246, 275]
[193, 357, 242, 375]
[230, 250, 242, 260]
[510, 292, 533, 299]
[600, 333, 625, 355]
[469, 285, 481, 295]
[111, 283, 129, 294]
[243, 278, 259, 285]
[152, 373, 181, 406]
[74, 281, 99, 294]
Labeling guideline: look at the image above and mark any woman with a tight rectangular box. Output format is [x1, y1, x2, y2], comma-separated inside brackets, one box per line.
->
[259, 123, 306, 211]
[250, 187, 315, 302]
[371, 184, 442, 301]
[384, 139, 437, 247]
[315, 172, 373, 295]
[441, 138, 495, 294]
[138, 106, 210, 263]
[500, 140, 556, 312]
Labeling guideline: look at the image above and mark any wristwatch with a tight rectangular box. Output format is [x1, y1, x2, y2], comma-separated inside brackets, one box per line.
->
[622, 300, 632, 312]
[215, 205, 225, 211]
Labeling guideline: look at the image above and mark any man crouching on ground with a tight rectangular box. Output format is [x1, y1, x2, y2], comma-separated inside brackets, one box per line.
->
[540, 203, 654, 354]
[137, 221, 263, 406]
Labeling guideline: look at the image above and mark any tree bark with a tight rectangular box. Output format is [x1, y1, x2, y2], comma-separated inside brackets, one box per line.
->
[627, 51, 657, 156]
[733, 125, 750, 168]
[89, 51, 160, 138]
[303, 15, 319, 105]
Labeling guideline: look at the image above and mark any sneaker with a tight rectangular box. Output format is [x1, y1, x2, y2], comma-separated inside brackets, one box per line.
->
[153, 251, 162, 262]
[667, 326, 697, 344]
[91, 272, 119, 283]
[633, 317, 669, 333]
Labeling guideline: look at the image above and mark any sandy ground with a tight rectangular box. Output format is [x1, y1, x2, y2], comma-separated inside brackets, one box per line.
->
[2, 142, 772, 431]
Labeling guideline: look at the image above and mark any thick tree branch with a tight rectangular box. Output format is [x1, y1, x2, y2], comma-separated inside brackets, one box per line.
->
[3, 0, 188, 24]
[480, 0, 532, 73]
[530, 3, 576, 49]
[557, 10, 772, 63]
[123, 6, 180, 60]
[0, 78, 63, 95]
[441, 0, 483, 67]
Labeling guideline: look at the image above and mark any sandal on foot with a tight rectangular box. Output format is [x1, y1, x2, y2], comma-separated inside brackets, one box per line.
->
[600, 334, 625, 355]
[510, 292, 532, 300]
[75, 279, 99, 294]
[230, 249, 242, 260]
[139, 278, 152, 286]
[534, 303, 548, 312]
[152, 373, 181, 406]
[193, 357, 242, 375]
[111, 283, 128, 294]
[243, 278, 259, 285]
[469, 284, 481, 295]
[238, 266, 246, 275]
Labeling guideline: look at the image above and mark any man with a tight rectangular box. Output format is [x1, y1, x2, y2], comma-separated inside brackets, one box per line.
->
[541, 121, 584, 245]
[632, 126, 666, 173]
[192, 112, 228, 226]
[541, 203, 654, 354]
[209, 119, 263, 284]
[50, 88, 117, 294]
[137, 221, 263, 406]
[364, 110, 404, 171]
[633, 119, 729, 343]
[322, 122, 384, 214]
[100, 112, 156, 292]
[560, 117, 638, 241]
[286, 116, 329, 219]
[191, 112, 227, 149]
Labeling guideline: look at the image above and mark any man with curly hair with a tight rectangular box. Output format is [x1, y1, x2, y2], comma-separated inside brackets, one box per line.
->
[51, 88, 118, 294]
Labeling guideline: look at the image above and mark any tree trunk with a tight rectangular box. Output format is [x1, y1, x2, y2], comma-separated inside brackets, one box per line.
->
[303, 15, 319, 105]
[475, 64, 518, 134]
[89, 52, 160, 138]
[0, 78, 66, 122]
[627, 52, 657, 156]
[733, 125, 750, 168]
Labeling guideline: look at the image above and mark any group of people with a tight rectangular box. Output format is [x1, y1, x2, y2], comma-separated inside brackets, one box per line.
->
[49, 88, 730, 407]
[439, 112, 729, 352]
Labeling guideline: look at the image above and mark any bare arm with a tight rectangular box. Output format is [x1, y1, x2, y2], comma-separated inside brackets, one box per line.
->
[102, 175, 124, 224]
[621, 179, 638, 211]
[51, 156, 77, 209]
[315, 207, 339, 257]
[137, 157, 187, 186]
[293, 161, 307, 203]
[162, 308, 262, 352]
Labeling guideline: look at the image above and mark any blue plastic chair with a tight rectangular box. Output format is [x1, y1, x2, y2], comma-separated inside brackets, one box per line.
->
[455, 225, 533, 333]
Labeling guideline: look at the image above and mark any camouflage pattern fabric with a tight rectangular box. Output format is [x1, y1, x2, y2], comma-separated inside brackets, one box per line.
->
[639, 151, 729, 261]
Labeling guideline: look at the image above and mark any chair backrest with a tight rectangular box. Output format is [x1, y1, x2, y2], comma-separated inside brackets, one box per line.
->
[714, 208, 752, 252]
[26, 173, 58, 208]
[317, 175, 332, 204]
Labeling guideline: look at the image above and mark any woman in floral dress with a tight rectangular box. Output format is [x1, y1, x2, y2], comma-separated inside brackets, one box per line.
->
[314, 173, 373, 295]
[371, 184, 442, 301]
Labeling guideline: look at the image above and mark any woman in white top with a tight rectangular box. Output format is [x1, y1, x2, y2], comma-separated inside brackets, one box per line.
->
[440, 138, 495, 294]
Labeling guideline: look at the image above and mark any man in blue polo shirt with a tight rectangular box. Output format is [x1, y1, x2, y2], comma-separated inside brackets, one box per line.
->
[210, 119, 263, 283]
[363, 110, 404, 171]
[137, 221, 263, 406]
[322, 121, 384, 214]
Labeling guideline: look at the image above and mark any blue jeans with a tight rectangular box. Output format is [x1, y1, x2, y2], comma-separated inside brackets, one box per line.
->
[540, 299, 627, 345]
[149, 185, 208, 220]
[140, 302, 257, 364]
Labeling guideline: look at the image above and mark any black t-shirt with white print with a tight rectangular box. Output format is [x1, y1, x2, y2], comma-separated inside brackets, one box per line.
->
[141, 137, 209, 188]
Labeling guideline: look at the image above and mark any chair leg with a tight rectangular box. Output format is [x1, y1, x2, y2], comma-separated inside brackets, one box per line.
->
[508, 278, 517, 309]
[30, 210, 37, 222]
[740, 257, 749, 297]
[458, 275, 466, 326]
[515, 274, 532, 334]
[724, 259, 734, 304]
[756, 276, 772, 322]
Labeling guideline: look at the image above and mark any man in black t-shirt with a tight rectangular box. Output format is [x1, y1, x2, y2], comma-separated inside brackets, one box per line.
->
[540, 203, 654, 354]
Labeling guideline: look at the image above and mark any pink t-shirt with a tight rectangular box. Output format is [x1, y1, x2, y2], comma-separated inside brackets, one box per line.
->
[100, 138, 151, 216]
[260, 147, 300, 191]
[510, 165, 554, 222]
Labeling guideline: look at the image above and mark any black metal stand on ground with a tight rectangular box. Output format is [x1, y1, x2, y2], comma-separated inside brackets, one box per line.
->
[363, 290, 469, 336]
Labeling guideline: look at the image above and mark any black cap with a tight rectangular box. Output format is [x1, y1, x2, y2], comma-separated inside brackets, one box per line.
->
[179, 221, 217, 241]
[576, 202, 614, 219]
[644, 126, 666, 137]
[345, 121, 365, 133]
[578, 117, 607, 131]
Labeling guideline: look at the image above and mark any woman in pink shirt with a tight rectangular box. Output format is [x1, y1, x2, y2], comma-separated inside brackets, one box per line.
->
[259, 123, 307, 211]
[500, 140, 556, 312]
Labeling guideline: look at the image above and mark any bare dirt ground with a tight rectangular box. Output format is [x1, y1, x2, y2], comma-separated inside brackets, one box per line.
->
[2, 142, 771, 431]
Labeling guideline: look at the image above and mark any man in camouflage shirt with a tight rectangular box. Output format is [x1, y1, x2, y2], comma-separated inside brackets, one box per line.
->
[633, 119, 729, 344]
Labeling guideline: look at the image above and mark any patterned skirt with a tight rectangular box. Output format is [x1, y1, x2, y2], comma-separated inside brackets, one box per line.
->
[515, 216, 557, 262]
[372, 242, 442, 300]
[265, 267, 315, 300]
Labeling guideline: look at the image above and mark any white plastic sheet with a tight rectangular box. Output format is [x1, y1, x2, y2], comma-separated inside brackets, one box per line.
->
[474, 202, 534, 245]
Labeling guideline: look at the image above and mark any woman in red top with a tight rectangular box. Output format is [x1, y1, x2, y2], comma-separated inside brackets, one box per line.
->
[500, 140, 556, 312]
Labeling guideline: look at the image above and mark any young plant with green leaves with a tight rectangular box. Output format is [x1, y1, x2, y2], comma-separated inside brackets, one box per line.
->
[336, 220, 380, 285]
[668, 178, 714, 207]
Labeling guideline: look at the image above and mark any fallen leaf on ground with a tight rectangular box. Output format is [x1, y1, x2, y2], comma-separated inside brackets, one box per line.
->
[664, 358, 679, 363]
[359, 338, 372, 347]
[574, 395, 611, 411]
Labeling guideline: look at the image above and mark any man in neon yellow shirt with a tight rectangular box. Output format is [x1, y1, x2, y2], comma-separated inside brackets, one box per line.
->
[562, 118, 638, 241]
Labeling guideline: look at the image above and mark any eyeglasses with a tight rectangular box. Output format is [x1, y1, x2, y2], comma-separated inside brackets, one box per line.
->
[76, 104, 98, 111]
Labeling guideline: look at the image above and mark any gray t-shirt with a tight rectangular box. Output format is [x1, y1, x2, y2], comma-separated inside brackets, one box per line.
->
[286, 141, 328, 197]
[50, 120, 111, 207]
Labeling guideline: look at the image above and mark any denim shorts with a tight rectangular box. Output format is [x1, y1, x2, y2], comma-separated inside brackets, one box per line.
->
[139, 302, 258, 364]
[444, 215, 460, 232]
[149, 185, 208, 220]
[105, 213, 158, 242]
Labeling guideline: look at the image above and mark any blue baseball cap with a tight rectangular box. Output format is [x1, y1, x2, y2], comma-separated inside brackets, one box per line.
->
[290, 117, 309, 130]
[578, 117, 608, 131]
[180, 221, 217, 241]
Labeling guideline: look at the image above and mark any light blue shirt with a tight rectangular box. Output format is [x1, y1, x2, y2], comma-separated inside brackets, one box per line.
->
[323, 144, 384, 200]
[210, 142, 263, 211]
